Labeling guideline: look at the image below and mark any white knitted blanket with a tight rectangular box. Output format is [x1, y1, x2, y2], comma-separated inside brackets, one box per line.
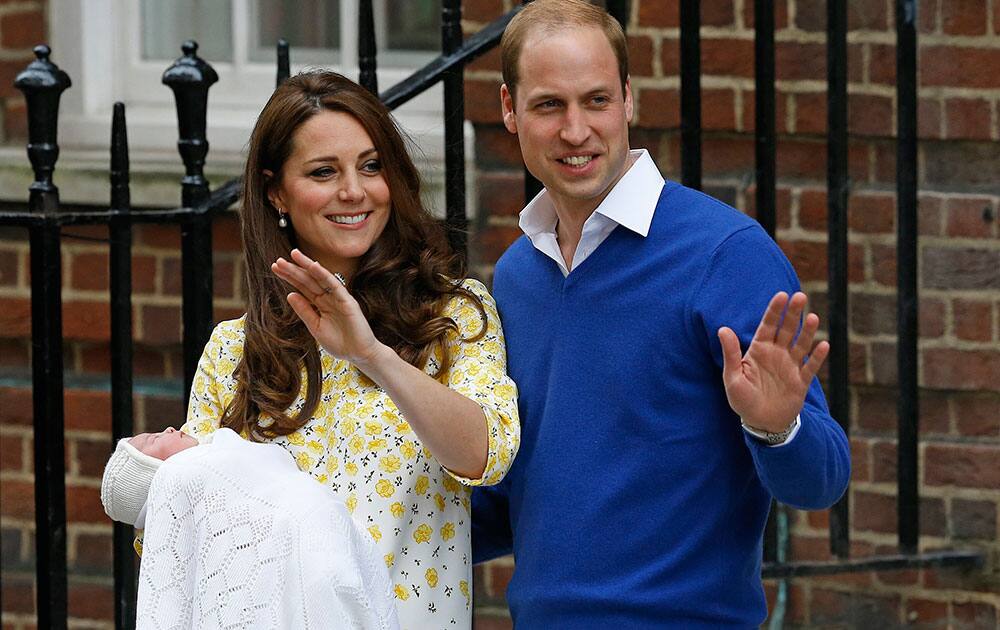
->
[136, 428, 399, 630]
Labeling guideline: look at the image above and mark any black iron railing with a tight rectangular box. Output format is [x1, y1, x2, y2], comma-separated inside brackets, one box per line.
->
[1, 1, 985, 628]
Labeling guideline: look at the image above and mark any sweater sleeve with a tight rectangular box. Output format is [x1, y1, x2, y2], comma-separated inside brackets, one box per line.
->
[439, 279, 521, 487]
[690, 225, 851, 510]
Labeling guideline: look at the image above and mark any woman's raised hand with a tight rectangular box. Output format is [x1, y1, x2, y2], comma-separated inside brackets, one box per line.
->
[271, 249, 385, 367]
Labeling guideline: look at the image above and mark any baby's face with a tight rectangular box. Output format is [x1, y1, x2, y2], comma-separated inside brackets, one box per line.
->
[129, 427, 198, 460]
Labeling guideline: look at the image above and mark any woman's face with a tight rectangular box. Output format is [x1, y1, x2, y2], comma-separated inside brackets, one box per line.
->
[268, 110, 392, 277]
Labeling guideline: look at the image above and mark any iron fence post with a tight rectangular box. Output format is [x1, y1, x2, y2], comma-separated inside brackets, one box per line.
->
[359, 0, 378, 94]
[163, 41, 218, 408]
[14, 43, 71, 630]
[442, 0, 467, 257]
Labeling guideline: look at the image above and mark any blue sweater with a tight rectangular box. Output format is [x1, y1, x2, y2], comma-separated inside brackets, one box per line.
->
[473, 182, 850, 628]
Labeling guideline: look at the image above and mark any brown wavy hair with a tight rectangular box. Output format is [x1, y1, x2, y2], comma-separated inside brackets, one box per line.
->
[222, 70, 486, 440]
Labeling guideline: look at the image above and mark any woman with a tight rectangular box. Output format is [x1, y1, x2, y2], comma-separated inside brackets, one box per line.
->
[182, 71, 519, 629]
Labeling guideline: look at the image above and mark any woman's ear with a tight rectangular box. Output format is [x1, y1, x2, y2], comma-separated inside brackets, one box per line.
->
[262, 169, 281, 209]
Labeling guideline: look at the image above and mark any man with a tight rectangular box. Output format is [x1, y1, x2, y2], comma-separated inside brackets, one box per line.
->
[471, 1, 851, 627]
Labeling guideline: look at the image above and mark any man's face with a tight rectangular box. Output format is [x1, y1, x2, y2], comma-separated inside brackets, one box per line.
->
[502, 25, 633, 218]
[129, 427, 198, 460]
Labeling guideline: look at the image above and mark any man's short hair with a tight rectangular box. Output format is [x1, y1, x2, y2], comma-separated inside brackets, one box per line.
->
[501, 0, 629, 105]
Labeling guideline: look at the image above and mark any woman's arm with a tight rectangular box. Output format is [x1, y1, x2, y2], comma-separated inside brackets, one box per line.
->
[272, 249, 510, 480]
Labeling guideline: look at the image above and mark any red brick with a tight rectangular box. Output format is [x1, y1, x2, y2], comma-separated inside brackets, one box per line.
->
[213, 258, 235, 299]
[132, 254, 158, 294]
[135, 224, 181, 249]
[702, 0, 734, 26]
[921, 46, 1000, 89]
[849, 94, 894, 138]
[638, 0, 679, 27]
[904, 598, 948, 627]
[0, 58, 31, 100]
[487, 561, 513, 598]
[951, 497, 997, 540]
[139, 304, 181, 345]
[701, 88, 735, 130]
[918, 195, 944, 236]
[72, 531, 115, 575]
[741, 90, 789, 135]
[775, 42, 826, 82]
[953, 299, 993, 342]
[0, 575, 34, 614]
[920, 0, 940, 33]
[467, 44, 501, 74]
[871, 243, 896, 287]
[0, 386, 32, 426]
[924, 443, 1000, 488]
[474, 124, 524, 171]
[922, 247, 1000, 291]
[0, 297, 31, 337]
[853, 489, 896, 533]
[775, 139, 826, 180]
[73, 437, 113, 479]
[478, 172, 525, 218]
[952, 601, 998, 629]
[789, 533, 832, 561]
[941, 0, 989, 35]
[851, 292, 897, 336]
[946, 197, 996, 238]
[850, 437, 871, 482]
[945, 97, 993, 140]
[62, 300, 111, 342]
[462, 0, 503, 24]
[627, 35, 654, 78]
[811, 589, 900, 627]
[65, 389, 111, 432]
[0, 248, 19, 287]
[743, 186, 792, 230]
[68, 581, 114, 620]
[465, 78, 502, 124]
[0, 338, 29, 368]
[850, 0, 889, 30]
[869, 44, 896, 85]
[473, 226, 522, 265]
[637, 88, 679, 129]
[777, 238, 863, 284]
[211, 213, 242, 253]
[0, 479, 34, 519]
[996, 0, 1000, 34]
[69, 252, 109, 291]
[66, 484, 105, 523]
[794, 0, 824, 31]
[141, 394, 186, 433]
[871, 440, 899, 484]
[921, 495, 947, 537]
[161, 256, 182, 296]
[924, 348, 1000, 391]
[954, 393, 1000, 437]
[849, 193, 894, 233]
[794, 92, 826, 135]
[0, 10, 45, 49]
[0, 432, 24, 472]
[919, 98, 943, 139]
[921, 298, 947, 339]
[798, 189, 827, 231]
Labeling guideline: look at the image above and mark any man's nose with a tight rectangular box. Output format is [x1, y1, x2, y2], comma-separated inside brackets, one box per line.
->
[559, 105, 590, 146]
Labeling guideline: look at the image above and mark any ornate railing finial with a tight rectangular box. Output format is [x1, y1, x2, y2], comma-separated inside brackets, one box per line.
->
[162, 40, 218, 207]
[15, 44, 72, 196]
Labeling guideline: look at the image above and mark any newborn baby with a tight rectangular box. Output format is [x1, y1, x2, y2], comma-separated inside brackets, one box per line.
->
[101, 427, 399, 630]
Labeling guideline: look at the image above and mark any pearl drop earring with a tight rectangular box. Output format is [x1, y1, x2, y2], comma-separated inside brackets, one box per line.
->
[277, 209, 288, 228]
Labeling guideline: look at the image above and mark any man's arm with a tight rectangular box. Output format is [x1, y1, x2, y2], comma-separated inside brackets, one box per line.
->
[471, 481, 514, 564]
[694, 226, 851, 509]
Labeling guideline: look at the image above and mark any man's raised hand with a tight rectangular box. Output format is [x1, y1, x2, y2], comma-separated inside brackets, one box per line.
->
[717, 291, 829, 433]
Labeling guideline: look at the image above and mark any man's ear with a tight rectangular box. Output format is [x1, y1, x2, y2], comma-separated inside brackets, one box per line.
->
[624, 76, 634, 124]
[500, 83, 518, 134]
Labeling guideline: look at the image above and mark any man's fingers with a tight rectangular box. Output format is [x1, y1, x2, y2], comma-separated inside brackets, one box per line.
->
[718, 327, 743, 382]
[791, 312, 820, 364]
[801, 340, 830, 382]
[752, 292, 788, 343]
[775, 292, 807, 348]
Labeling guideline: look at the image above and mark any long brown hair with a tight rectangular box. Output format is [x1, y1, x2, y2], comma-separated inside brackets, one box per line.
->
[222, 70, 485, 440]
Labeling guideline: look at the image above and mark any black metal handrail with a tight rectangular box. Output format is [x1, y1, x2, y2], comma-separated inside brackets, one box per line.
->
[2, 1, 986, 628]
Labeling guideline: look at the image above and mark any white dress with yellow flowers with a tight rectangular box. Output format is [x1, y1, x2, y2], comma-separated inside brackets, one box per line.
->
[181, 279, 519, 630]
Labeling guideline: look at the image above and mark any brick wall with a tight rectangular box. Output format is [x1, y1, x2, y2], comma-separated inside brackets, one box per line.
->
[463, 0, 999, 628]
[1, 1, 998, 628]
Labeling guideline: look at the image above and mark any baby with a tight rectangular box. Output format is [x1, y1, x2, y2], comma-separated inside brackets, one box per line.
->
[101, 427, 400, 630]
[100, 427, 198, 527]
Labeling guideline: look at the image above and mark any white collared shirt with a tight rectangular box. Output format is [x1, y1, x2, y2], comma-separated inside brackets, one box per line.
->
[515, 148, 801, 446]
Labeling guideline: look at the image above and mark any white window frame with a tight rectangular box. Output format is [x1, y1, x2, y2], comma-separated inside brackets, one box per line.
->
[45, 0, 462, 177]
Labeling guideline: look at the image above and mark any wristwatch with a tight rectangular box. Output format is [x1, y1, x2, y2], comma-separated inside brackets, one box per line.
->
[741, 415, 800, 446]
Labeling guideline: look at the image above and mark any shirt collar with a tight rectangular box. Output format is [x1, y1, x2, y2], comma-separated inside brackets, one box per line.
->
[518, 149, 664, 239]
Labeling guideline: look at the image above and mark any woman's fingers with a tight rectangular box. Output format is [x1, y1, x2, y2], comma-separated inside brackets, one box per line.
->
[272, 258, 326, 300]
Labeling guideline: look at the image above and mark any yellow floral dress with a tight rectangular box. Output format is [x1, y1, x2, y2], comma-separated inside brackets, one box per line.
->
[181, 279, 519, 630]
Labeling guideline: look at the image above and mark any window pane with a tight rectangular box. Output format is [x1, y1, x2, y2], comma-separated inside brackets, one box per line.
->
[141, 0, 233, 63]
[255, 0, 340, 51]
[384, 0, 440, 52]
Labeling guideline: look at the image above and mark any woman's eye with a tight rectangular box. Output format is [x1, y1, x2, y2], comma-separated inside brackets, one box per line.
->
[310, 167, 335, 178]
[361, 159, 382, 174]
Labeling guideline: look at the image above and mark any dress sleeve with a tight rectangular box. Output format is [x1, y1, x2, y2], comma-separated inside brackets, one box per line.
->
[180, 318, 243, 441]
[439, 279, 520, 487]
